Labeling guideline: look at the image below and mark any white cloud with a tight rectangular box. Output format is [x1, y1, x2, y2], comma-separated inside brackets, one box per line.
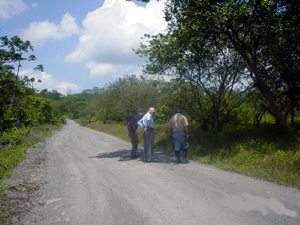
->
[21, 70, 81, 95]
[20, 12, 80, 45]
[85, 62, 115, 78]
[0, 0, 28, 20]
[65, 0, 167, 78]
[56, 82, 81, 95]
[32, 3, 38, 8]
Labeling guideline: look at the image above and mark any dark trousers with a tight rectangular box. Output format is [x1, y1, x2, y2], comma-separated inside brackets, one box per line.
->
[129, 130, 138, 156]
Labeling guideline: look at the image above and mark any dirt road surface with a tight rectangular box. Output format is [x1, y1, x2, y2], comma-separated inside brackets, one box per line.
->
[9, 120, 300, 224]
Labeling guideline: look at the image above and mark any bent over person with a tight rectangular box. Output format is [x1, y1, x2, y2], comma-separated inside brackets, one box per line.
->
[127, 112, 143, 159]
[169, 109, 189, 163]
[138, 107, 156, 162]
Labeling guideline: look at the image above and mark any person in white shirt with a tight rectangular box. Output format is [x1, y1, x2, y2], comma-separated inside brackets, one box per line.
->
[138, 107, 156, 162]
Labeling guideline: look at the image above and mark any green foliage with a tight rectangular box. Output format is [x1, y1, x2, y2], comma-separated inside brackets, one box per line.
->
[51, 109, 66, 124]
[0, 125, 54, 181]
[58, 75, 161, 124]
[0, 126, 30, 147]
[85, 121, 132, 143]
[135, 7, 254, 132]
[37, 89, 64, 101]
[57, 73, 299, 135]
[189, 124, 300, 187]
[294, 150, 300, 172]
[136, 0, 300, 133]
[19, 96, 53, 125]
[0, 35, 47, 131]
[0, 184, 10, 223]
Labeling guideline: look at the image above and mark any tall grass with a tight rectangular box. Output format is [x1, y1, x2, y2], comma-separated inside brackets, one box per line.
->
[85, 121, 132, 142]
[84, 120, 300, 189]
[190, 124, 300, 187]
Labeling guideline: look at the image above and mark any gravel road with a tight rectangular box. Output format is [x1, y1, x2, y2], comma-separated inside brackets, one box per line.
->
[6, 119, 300, 224]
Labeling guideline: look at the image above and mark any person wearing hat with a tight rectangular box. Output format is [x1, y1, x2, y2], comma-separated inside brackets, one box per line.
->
[138, 107, 156, 162]
[169, 109, 189, 163]
[127, 112, 143, 159]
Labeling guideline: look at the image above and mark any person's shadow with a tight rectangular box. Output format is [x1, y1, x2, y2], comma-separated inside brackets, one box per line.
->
[88, 149, 132, 161]
[89, 147, 184, 164]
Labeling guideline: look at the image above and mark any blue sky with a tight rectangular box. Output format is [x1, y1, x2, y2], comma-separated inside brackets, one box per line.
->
[0, 0, 167, 95]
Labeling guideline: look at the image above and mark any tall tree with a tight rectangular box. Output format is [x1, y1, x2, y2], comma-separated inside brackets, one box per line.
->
[159, 0, 299, 133]
[136, 16, 251, 132]
[0, 35, 44, 130]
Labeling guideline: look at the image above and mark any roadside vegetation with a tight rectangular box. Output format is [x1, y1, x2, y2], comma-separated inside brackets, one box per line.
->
[0, 35, 66, 223]
[0, 35, 66, 184]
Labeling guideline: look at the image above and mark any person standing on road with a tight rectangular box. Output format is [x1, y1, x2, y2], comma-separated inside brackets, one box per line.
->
[169, 109, 189, 163]
[127, 112, 143, 159]
[138, 107, 156, 162]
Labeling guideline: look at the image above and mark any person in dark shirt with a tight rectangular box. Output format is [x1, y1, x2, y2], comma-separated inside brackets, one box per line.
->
[127, 112, 143, 159]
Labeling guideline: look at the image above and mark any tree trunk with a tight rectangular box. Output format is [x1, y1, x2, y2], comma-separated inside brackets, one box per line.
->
[217, 121, 223, 133]
[228, 37, 291, 134]
[291, 107, 294, 127]
[254, 76, 290, 133]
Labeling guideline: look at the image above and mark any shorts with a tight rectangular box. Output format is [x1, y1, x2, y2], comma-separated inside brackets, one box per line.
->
[173, 131, 188, 151]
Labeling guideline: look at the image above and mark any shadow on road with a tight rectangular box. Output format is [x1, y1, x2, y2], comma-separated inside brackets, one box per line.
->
[88, 149, 130, 161]
[89, 148, 185, 165]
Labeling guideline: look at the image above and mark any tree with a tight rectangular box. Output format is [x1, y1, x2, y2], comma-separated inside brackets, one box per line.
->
[98, 75, 159, 122]
[0, 35, 44, 130]
[247, 92, 268, 127]
[37, 89, 64, 101]
[135, 18, 252, 132]
[160, 0, 300, 133]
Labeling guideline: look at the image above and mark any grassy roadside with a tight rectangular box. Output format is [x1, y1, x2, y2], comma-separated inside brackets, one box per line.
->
[0, 124, 64, 223]
[0, 126, 55, 182]
[84, 121, 300, 189]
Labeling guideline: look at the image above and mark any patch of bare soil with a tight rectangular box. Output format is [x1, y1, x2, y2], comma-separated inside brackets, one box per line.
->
[1, 139, 49, 225]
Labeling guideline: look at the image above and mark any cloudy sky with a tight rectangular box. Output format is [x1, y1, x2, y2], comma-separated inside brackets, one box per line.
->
[0, 0, 167, 95]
